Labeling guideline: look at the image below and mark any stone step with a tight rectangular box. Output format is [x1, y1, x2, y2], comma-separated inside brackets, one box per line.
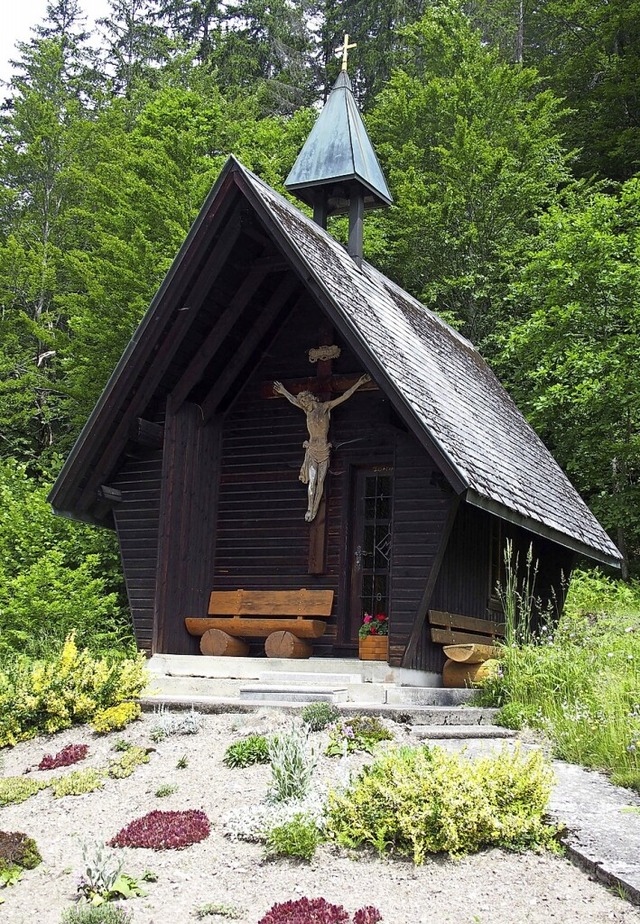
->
[408, 706, 499, 726]
[140, 695, 501, 727]
[257, 671, 363, 686]
[148, 653, 440, 687]
[238, 685, 349, 704]
[386, 686, 478, 706]
[412, 724, 515, 740]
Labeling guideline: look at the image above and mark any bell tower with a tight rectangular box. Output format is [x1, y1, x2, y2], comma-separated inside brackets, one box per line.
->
[285, 35, 392, 267]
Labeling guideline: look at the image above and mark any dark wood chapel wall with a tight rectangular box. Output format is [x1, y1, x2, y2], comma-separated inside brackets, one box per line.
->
[154, 401, 222, 654]
[423, 504, 576, 671]
[112, 449, 164, 653]
[213, 301, 452, 661]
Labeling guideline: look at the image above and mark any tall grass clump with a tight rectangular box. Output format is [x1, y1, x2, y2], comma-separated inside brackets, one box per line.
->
[482, 562, 640, 790]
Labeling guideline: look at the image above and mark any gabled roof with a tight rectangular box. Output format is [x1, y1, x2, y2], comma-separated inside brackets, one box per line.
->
[285, 71, 392, 211]
[49, 156, 621, 567]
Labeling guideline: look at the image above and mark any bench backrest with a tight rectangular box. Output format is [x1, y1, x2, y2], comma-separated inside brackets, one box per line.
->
[428, 610, 505, 647]
[208, 589, 334, 618]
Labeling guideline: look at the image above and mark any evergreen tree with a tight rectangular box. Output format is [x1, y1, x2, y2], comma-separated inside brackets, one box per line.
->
[0, 3, 97, 459]
[98, 0, 171, 96]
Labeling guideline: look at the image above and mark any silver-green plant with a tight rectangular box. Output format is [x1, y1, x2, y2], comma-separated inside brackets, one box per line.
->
[78, 842, 124, 900]
[149, 706, 203, 741]
[266, 723, 317, 803]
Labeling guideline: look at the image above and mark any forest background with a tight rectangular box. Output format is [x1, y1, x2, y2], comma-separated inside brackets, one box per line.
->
[0, 0, 639, 657]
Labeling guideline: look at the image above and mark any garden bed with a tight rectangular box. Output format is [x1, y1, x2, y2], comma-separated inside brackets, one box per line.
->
[1, 710, 638, 924]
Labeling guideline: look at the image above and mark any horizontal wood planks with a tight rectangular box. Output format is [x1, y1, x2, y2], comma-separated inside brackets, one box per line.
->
[111, 450, 164, 653]
[389, 431, 452, 668]
[428, 610, 505, 636]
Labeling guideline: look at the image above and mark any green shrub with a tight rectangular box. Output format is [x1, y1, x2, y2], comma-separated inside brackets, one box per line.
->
[326, 744, 557, 861]
[267, 725, 317, 803]
[224, 734, 271, 768]
[111, 740, 131, 752]
[0, 461, 132, 660]
[108, 746, 150, 779]
[155, 784, 177, 798]
[50, 769, 105, 798]
[265, 813, 322, 861]
[301, 703, 340, 732]
[325, 716, 393, 756]
[0, 777, 49, 806]
[60, 904, 133, 923]
[0, 634, 147, 747]
[92, 702, 141, 734]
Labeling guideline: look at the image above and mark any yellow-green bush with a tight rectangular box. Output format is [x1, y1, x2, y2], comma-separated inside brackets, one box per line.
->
[326, 744, 556, 861]
[108, 746, 150, 779]
[50, 769, 105, 798]
[0, 777, 49, 807]
[92, 702, 141, 734]
[0, 635, 147, 748]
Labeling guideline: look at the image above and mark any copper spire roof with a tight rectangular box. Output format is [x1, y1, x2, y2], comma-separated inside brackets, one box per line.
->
[285, 71, 392, 213]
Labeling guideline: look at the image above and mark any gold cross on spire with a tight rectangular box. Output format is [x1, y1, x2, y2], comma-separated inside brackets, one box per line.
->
[336, 33, 357, 72]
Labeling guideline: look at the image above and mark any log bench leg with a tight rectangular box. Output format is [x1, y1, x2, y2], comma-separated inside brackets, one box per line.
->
[265, 631, 312, 659]
[200, 628, 249, 657]
[442, 658, 498, 688]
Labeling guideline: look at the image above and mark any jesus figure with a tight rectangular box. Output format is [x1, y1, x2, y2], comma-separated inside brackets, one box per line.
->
[273, 373, 371, 522]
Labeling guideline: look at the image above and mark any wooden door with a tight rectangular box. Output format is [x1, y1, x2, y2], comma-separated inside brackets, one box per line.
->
[346, 465, 394, 644]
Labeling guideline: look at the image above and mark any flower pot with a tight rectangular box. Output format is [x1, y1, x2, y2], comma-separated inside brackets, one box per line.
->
[358, 635, 389, 661]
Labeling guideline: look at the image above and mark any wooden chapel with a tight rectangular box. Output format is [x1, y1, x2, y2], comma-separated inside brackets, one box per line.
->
[49, 61, 621, 671]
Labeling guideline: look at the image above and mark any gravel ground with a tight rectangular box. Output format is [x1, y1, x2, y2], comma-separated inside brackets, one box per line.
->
[1, 710, 639, 924]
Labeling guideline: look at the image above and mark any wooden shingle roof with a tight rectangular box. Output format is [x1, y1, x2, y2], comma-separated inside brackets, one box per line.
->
[241, 163, 621, 567]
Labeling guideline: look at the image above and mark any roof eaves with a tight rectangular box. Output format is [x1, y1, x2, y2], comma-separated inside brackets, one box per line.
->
[48, 156, 243, 512]
[466, 488, 622, 568]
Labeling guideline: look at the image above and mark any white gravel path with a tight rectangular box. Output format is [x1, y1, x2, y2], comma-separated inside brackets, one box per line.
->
[1, 710, 639, 924]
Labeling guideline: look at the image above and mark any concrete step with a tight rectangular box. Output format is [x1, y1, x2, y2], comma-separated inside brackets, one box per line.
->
[148, 653, 440, 687]
[407, 706, 499, 726]
[386, 686, 478, 706]
[412, 724, 515, 740]
[257, 671, 363, 686]
[140, 695, 501, 727]
[238, 685, 349, 704]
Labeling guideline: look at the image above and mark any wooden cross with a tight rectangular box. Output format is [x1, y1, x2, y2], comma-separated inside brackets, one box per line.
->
[336, 33, 357, 72]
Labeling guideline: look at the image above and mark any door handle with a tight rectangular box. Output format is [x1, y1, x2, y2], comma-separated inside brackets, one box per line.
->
[354, 545, 362, 570]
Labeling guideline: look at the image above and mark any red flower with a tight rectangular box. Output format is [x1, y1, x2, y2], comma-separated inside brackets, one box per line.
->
[363, 614, 372, 624]
[375, 614, 386, 621]
[370, 627, 377, 635]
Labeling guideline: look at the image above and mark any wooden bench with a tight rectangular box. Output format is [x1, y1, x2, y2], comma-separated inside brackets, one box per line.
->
[185, 589, 334, 659]
[428, 610, 505, 688]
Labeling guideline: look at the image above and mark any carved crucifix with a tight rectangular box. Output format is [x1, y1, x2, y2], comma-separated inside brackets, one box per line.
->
[273, 371, 370, 522]
[268, 325, 374, 572]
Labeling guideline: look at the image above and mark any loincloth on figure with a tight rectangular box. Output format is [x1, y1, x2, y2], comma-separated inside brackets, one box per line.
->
[299, 440, 331, 484]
